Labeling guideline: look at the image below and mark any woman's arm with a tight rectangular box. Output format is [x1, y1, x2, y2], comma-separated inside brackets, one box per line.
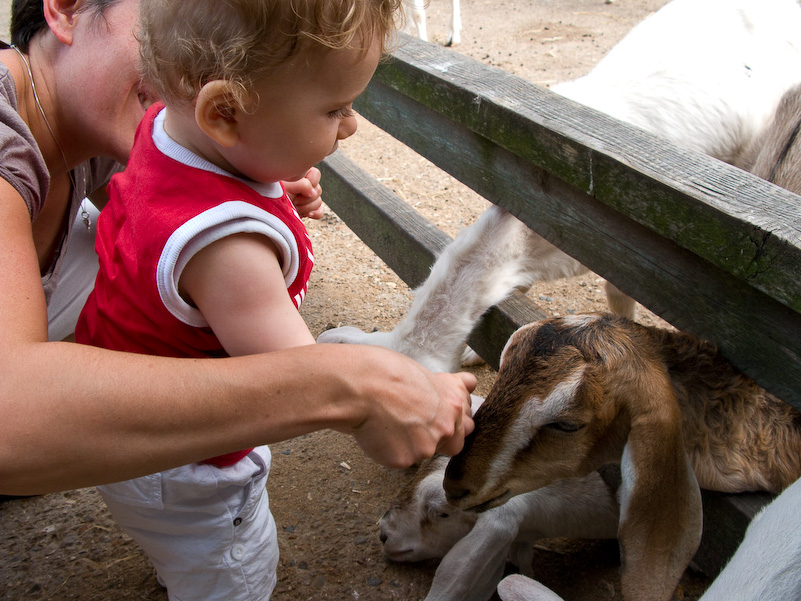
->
[0, 183, 475, 494]
[178, 232, 477, 463]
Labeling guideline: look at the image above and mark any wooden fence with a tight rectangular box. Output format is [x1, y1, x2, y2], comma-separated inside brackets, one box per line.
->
[319, 34, 801, 577]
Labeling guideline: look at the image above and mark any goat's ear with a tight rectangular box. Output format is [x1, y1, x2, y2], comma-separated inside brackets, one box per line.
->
[616, 368, 703, 601]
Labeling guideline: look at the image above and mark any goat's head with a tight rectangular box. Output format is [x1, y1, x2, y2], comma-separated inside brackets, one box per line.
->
[443, 313, 644, 510]
[443, 313, 703, 601]
[379, 455, 477, 562]
[379, 394, 486, 562]
[443, 314, 695, 510]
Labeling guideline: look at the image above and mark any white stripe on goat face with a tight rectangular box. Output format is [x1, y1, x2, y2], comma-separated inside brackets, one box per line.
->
[484, 365, 588, 492]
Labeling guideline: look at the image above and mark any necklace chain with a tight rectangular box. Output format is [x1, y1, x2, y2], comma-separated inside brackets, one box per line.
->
[11, 45, 91, 231]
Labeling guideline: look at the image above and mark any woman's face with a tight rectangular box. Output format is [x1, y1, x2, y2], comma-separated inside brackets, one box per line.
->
[57, 0, 153, 164]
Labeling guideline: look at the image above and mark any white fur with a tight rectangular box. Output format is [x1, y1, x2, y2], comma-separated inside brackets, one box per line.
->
[317, 0, 801, 373]
[380, 466, 619, 601]
[496, 475, 801, 601]
[405, 0, 462, 46]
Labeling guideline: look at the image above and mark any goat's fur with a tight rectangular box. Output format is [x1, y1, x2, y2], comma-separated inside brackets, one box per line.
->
[443, 313, 801, 601]
[317, 0, 801, 374]
[497, 473, 801, 601]
[737, 83, 801, 193]
[380, 456, 620, 601]
[404, 0, 462, 46]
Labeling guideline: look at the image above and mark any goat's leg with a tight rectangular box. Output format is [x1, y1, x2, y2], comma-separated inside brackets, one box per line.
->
[424, 472, 618, 601]
[497, 575, 565, 601]
[319, 206, 585, 372]
[404, 0, 428, 41]
[605, 281, 636, 318]
[446, 0, 462, 46]
[424, 509, 520, 601]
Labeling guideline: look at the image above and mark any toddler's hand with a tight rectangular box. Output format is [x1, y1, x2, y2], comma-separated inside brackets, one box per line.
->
[284, 167, 324, 219]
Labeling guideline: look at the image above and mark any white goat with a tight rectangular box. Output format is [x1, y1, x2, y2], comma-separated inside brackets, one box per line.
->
[442, 313, 801, 601]
[404, 0, 462, 46]
[497, 474, 801, 601]
[317, 0, 801, 374]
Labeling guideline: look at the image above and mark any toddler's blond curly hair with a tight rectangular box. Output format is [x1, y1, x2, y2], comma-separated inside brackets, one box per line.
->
[139, 0, 403, 110]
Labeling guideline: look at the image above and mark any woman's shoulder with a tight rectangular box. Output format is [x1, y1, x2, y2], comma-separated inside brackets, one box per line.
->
[0, 55, 49, 220]
[0, 52, 21, 120]
[0, 42, 20, 112]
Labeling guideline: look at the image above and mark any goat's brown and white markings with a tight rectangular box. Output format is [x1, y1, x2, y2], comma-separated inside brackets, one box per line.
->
[447, 310, 801, 511]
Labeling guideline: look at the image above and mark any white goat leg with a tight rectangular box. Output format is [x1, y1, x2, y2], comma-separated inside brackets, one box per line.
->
[497, 574, 564, 601]
[319, 207, 585, 372]
[447, 0, 462, 46]
[424, 512, 518, 601]
[423, 477, 619, 601]
[404, 0, 428, 42]
[404, 0, 462, 46]
[381, 469, 619, 601]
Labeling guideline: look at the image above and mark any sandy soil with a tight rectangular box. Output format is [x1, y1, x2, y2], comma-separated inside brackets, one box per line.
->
[1, 1, 713, 600]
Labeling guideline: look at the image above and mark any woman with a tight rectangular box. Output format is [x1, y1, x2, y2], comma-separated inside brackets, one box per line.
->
[0, 0, 475, 495]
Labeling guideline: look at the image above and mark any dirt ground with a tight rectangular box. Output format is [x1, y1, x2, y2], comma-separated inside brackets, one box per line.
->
[1, 1, 716, 600]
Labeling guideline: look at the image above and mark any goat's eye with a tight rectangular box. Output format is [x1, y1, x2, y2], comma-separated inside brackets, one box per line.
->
[546, 421, 584, 433]
[438, 512, 450, 519]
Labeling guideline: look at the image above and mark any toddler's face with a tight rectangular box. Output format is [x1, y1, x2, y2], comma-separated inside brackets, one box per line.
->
[224, 36, 383, 183]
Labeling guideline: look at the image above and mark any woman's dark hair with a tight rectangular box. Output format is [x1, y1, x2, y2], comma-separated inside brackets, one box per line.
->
[9, 0, 45, 50]
[10, 0, 119, 52]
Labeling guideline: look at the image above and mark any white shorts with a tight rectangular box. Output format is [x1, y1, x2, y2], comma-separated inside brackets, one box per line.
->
[98, 446, 278, 601]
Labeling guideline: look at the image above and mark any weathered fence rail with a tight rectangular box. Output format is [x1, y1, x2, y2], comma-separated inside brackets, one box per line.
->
[319, 33, 801, 577]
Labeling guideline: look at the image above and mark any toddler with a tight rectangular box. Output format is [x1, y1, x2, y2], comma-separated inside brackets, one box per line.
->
[75, 0, 402, 599]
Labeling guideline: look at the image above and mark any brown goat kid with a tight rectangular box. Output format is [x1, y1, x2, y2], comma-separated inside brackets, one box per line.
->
[443, 313, 801, 601]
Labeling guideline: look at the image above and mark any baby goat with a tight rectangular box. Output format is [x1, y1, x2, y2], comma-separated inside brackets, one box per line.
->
[443, 313, 801, 601]
[318, 0, 801, 373]
[405, 0, 462, 46]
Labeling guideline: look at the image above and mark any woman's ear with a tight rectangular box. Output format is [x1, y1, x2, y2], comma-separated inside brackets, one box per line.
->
[42, 0, 82, 45]
[195, 81, 241, 149]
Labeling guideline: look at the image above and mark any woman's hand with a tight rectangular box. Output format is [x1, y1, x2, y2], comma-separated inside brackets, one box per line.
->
[331, 345, 477, 468]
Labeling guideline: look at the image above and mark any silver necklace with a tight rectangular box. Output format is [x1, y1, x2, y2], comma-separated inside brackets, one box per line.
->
[11, 44, 91, 230]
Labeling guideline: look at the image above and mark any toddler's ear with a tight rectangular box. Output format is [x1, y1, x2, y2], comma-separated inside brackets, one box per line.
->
[195, 81, 240, 148]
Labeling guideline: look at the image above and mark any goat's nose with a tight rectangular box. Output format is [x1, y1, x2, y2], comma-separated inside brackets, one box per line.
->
[379, 531, 388, 544]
